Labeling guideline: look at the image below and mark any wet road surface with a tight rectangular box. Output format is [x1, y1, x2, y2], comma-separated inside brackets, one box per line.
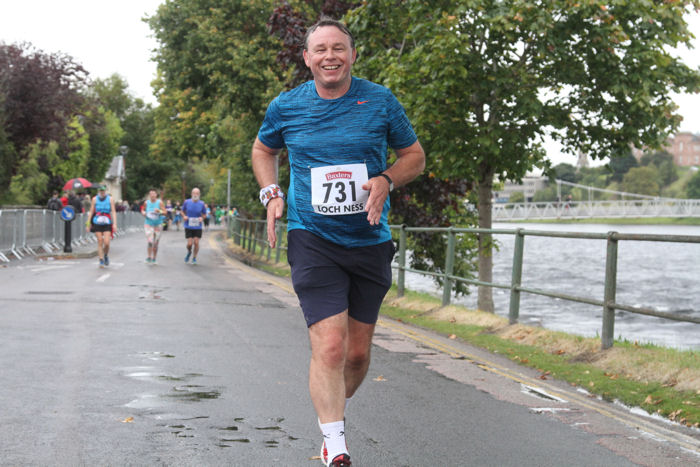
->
[0, 227, 698, 466]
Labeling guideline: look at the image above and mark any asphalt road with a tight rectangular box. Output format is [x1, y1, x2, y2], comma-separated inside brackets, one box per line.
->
[1, 226, 698, 466]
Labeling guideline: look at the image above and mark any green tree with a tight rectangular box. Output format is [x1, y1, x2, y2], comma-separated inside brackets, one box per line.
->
[532, 185, 558, 202]
[508, 191, 525, 203]
[553, 163, 577, 183]
[641, 150, 677, 187]
[7, 141, 53, 204]
[348, 0, 700, 311]
[88, 74, 156, 203]
[0, 42, 89, 201]
[622, 166, 660, 196]
[0, 105, 16, 202]
[148, 0, 284, 213]
[687, 170, 700, 199]
[608, 150, 638, 183]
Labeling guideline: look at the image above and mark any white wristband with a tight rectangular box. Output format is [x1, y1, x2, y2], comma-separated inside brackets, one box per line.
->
[259, 184, 285, 207]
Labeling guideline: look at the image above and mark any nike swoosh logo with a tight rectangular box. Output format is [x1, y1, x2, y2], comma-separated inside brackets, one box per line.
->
[357, 100, 369, 104]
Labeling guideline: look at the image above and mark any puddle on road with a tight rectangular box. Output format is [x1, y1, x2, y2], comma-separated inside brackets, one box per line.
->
[215, 417, 298, 449]
[521, 384, 568, 403]
[165, 385, 221, 402]
[123, 369, 203, 383]
[134, 351, 175, 360]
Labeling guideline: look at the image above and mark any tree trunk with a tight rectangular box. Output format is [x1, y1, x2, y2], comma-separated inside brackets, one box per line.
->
[477, 173, 494, 312]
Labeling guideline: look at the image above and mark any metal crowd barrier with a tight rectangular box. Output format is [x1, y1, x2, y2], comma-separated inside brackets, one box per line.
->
[0, 209, 144, 261]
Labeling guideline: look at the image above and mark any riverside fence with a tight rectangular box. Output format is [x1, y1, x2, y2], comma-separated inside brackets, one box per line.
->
[0, 209, 144, 261]
[228, 217, 700, 349]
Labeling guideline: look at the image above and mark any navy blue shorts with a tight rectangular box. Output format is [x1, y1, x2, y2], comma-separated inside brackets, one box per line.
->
[287, 229, 395, 328]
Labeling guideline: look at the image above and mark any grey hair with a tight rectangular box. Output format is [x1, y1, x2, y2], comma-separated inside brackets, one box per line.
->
[303, 17, 355, 50]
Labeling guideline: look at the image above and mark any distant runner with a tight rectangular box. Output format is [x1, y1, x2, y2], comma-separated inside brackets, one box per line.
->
[141, 189, 165, 264]
[182, 187, 207, 264]
[86, 185, 117, 267]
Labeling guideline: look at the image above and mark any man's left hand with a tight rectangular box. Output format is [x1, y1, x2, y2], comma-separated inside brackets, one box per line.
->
[363, 176, 391, 226]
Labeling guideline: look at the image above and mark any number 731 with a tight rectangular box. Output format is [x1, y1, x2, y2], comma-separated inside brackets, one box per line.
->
[322, 181, 357, 203]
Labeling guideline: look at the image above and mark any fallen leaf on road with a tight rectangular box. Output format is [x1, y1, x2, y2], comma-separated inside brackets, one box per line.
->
[448, 334, 457, 339]
[373, 375, 386, 382]
[121, 417, 134, 423]
[310, 456, 321, 460]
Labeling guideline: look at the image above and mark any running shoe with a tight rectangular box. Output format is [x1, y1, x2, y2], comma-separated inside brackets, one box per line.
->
[191, 257, 197, 265]
[321, 441, 327, 465]
[320, 442, 351, 467]
[146, 258, 151, 263]
[184, 252, 191, 263]
[99, 258, 104, 267]
[104, 255, 109, 266]
[328, 453, 351, 467]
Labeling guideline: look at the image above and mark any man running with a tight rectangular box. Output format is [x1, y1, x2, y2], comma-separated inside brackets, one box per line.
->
[182, 187, 207, 264]
[86, 185, 117, 267]
[251, 17, 425, 467]
[141, 189, 165, 264]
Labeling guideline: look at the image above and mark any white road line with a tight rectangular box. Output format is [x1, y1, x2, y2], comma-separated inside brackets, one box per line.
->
[96, 274, 110, 282]
[28, 265, 70, 272]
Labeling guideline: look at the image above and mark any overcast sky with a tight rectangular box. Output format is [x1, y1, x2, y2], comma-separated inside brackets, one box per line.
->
[1, 1, 698, 165]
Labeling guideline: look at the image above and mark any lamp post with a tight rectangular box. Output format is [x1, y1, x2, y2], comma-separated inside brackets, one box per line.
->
[181, 170, 186, 202]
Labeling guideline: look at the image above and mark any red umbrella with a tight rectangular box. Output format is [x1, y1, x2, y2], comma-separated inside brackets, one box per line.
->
[62, 178, 92, 191]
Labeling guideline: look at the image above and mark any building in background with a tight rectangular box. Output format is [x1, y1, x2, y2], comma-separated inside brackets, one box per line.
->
[494, 176, 547, 203]
[632, 131, 700, 167]
[101, 155, 125, 202]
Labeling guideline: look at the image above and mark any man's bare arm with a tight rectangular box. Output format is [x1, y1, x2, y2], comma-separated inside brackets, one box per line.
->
[251, 137, 285, 247]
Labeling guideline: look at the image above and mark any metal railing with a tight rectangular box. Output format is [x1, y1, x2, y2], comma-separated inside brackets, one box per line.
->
[394, 225, 700, 349]
[0, 209, 144, 261]
[228, 217, 700, 349]
[228, 217, 287, 263]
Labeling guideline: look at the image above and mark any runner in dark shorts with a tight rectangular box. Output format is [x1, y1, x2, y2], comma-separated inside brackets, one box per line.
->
[181, 187, 207, 264]
[252, 18, 425, 467]
[288, 229, 394, 327]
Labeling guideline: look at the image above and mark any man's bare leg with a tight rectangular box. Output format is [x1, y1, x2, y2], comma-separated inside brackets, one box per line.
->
[309, 311, 348, 423]
[344, 317, 375, 398]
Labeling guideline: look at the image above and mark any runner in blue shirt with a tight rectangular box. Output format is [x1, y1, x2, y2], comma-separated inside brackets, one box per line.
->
[252, 17, 425, 467]
[141, 189, 165, 264]
[181, 187, 207, 264]
[86, 185, 117, 267]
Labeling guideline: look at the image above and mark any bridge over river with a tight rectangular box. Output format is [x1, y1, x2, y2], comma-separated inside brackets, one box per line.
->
[493, 198, 700, 220]
[494, 179, 700, 221]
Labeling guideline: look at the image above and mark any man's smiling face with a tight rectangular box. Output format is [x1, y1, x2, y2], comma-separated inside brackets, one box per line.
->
[303, 25, 356, 98]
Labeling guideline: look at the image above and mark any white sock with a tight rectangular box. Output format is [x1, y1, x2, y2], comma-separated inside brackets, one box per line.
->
[320, 420, 348, 461]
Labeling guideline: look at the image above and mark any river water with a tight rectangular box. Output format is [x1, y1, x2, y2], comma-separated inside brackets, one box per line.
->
[398, 223, 700, 350]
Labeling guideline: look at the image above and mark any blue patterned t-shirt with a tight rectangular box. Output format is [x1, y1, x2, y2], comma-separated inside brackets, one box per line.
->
[257, 77, 417, 247]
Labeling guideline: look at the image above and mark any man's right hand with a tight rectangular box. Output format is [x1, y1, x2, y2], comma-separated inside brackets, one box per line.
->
[266, 197, 285, 248]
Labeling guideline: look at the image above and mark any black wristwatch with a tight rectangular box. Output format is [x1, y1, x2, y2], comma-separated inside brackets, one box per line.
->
[379, 173, 394, 191]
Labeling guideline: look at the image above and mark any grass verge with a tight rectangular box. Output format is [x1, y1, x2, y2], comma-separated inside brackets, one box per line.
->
[221, 234, 700, 428]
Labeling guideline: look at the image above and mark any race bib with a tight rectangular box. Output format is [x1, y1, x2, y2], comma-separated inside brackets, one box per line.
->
[146, 211, 160, 220]
[310, 163, 369, 216]
[188, 217, 201, 227]
[95, 215, 110, 225]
